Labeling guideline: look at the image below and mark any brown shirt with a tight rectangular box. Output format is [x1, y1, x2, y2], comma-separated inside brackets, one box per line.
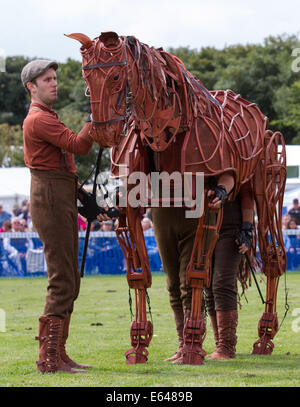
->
[22, 102, 93, 174]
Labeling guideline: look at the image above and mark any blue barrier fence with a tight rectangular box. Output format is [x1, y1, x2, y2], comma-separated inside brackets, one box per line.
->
[0, 229, 299, 278]
[0, 230, 162, 277]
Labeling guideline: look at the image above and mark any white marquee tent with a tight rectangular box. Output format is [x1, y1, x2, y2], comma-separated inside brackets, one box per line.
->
[0, 167, 30, 211]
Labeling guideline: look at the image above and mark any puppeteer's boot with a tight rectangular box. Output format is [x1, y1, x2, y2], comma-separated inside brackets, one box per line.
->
[209, 313, 219, 347]
[164, 308, 184, 362]
[35, 315, 86, 373]
[60, 314, 93, 369]
[209, 310, 238, 359]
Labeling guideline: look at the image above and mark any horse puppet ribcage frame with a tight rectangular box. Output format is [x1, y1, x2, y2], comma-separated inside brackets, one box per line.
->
[67, 31, 287, 364]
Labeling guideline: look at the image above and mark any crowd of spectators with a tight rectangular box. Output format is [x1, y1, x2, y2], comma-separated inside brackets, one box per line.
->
[0, 200, 156, 276]
[282, 198, 300, 271]
[1, 198, 299, 274]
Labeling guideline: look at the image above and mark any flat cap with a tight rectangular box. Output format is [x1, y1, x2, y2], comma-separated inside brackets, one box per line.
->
[21, 59, 58, 88]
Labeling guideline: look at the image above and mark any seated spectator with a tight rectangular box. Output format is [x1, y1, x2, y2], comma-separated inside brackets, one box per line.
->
[18, 201, 31, 226]
[0, 220, 12, 233]
[282, 214, 291, 229]
[101, 220, 114, 232]
[12, 204, 22, 217]
[28, 221, 43, 249]
[78, 214, 87, 231]
[91, 220, 101, 231]
[0, 204, 12, 228]
[285, 218, 300, 271]
[19, 219, 28, 232]
[3, 217, 33, 275]
[288, 198, 300, 225]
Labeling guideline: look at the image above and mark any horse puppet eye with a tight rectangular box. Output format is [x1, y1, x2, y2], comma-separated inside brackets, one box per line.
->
[113, 75, 119, 81]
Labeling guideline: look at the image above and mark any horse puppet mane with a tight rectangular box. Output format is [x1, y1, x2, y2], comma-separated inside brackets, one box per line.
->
[123, 35, 221, 152]
[109, 35, 268, 199]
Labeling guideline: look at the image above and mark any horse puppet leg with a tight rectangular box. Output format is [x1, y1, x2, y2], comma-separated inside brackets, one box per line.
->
[182, 199, 223, 365]
[252, 131, 287, 355]
[115, 205, 153, 364]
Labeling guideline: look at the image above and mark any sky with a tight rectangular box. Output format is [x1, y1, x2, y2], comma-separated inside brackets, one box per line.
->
[0, 0, 300, 63]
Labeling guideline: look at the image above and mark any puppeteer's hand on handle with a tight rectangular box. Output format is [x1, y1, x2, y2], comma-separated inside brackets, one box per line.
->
[207, 185, 227, 208]
[96, 206, 120, 222]
[78, 186, 120, 222]
[235, 221, 253, 254]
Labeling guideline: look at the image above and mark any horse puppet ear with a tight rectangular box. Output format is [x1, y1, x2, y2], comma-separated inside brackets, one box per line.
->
[99, 31, 119, 47]
[64, 33, 93, 49]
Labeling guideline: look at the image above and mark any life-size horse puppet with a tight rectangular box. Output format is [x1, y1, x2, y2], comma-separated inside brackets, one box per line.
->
[67, 31, 287, 365]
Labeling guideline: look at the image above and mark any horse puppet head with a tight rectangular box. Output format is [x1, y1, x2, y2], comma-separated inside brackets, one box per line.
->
[66, 31, 133, 148]
[66, 31, 212, 151]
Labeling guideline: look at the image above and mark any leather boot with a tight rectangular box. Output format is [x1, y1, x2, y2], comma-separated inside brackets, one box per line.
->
[35, 315, 86, 373]
[209, 313, 219, 347]
[209, 310, 238, 359]
[164, 308, 184, 362]
[60, 314, 93, 369]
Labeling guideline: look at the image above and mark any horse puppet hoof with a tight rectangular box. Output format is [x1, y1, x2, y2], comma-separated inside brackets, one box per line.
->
[182, 345, 206, 365]
[252, 338, 274, 355]
[125, 347, 149, 364]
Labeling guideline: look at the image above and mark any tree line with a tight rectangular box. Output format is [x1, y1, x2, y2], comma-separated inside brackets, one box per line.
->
[0, 33, 300, 179]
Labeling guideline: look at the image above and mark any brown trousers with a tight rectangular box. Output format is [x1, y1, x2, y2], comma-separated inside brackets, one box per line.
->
[152, 199, 242, 314]
[30, 169, 80, 319]
[205, 199, 242, 313]
[151, 207, 199, 312]
[205, 237, 242, 313]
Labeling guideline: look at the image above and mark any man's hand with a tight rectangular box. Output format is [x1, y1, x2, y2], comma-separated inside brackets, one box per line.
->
[78, 188, 120, 222]
[207, 185, 227, 208]
[96, 206, 114, 222]
[235, 221, 253, 254]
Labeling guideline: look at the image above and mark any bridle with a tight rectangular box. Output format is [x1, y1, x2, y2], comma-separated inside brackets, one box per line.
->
[82, 41, 133, 133]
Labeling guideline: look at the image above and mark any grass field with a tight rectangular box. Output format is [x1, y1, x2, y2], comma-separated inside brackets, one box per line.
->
[0, 272, 299, 388]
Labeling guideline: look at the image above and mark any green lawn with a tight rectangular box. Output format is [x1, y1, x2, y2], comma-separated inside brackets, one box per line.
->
[0, 272, 299, 387]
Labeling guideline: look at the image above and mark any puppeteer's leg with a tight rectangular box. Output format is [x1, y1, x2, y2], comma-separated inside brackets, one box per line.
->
[151, 207, 199, 363]
[31, 170, 86, 373]
[208, 237, 241, 359]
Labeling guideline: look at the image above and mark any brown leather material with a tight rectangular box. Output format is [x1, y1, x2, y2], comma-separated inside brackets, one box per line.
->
[210, 310, 238, 359]
[60, 315, 93, 369]
[35, 315, 85, 373]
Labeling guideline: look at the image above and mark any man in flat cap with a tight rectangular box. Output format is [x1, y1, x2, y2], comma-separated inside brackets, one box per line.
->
[21, 59, 95, 374]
